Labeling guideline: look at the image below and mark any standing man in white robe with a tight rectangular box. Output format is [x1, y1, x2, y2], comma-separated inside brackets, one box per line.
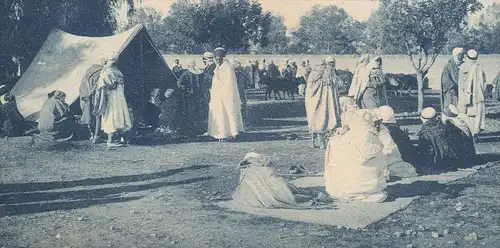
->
[94, 54, 132, 148]
[457, 49, 486, 136]
[207, 47, 245, 141]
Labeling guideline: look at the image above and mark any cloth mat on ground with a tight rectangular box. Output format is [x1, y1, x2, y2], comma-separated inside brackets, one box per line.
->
[217, 164, 491, 228]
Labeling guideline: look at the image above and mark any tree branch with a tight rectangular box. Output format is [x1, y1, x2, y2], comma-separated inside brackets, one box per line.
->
[405, 41, 420, 71]
[423, 53, 439, 75]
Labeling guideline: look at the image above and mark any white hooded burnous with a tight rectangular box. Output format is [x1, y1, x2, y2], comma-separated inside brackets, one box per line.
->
[207, 48, 245, 139]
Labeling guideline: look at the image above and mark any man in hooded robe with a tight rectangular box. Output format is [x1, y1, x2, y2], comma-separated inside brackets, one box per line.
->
[362, 56, 388, 109]
[38, 90, 75, 141]
[348, 54, 371, 105]
[440, 47, 464, 112]
[324, 109, 389, 203]
[94, 54, 132, 148]
[442, 104, 475, 169]
[305, 56, 343, 149]
[457, 49, 486, 136]
[231, 59, 249, 128]
[0, 93, 26, 137]
[376, 106, 416, 166]
[80, 60, 105, 142]
[207, 48, 244, 140]
[252, 60, 262, 89]
[416, 107, 457, 174]
[232, 152, 314, 209]
[176, 60, 206, 137]
[296, 60, 309, 97]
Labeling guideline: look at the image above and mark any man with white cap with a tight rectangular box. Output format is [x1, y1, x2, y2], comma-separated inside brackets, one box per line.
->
[377, 105, 416, 166]
[94, 53, 132, 148]
[457, 49, 486, 136]
[416, 107, 457, 174]
[440, 47, 464, 113]
[305, 56, 343, 149]
[207, 47, 244, 140]
[442, 104, 475, 169]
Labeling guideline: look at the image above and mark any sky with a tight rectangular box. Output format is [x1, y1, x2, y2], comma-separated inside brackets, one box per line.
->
[138, 0, 500, 29]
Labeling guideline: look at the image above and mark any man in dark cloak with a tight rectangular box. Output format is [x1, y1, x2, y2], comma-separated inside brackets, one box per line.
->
[0, 93, 26, 137]
[440, 47, 464, 112]
[80, 61, 104, 142]
[416, 107, 458, 175]
[202, 52, 216, 132]
[176, 60, 206, 137]
[442, 104, 476, 169]
[172, 59, 185, 79]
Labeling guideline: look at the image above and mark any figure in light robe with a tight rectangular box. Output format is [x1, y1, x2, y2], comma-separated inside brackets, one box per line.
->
[38, 90, 75, 141]
[305, 56, 343, 149]
[80, 61, 104, 142]
[457, 49, 486, 136]
[94, 54, 132, 147]
[324, 109, 389, 203]
[207, 48, 244, 140]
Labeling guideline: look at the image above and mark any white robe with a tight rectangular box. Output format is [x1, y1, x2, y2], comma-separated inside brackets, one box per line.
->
[458, 62, 486, 135]
[208, 61, 245, 139]
[98, 66, 132, 134]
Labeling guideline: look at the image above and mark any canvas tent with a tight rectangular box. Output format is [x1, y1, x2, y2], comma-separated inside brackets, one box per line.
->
[11, 24, 177, 122]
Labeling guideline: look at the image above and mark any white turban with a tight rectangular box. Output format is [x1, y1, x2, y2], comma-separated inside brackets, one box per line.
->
[421, 107, 437, 119]
[467, 49, 478, 60]
[452, 47, 465, 56]
[376, 106, 397, 124]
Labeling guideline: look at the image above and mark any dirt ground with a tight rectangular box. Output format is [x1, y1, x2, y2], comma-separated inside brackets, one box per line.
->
[2, 94, 500, 248]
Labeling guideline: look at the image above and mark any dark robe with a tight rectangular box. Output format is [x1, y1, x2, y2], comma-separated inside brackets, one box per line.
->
[383, 123, 416, 165]
[416, 119, 457, 174]
[0, 101, 26, 137]
[492, 70, 500, 101]
[172, 65, 185, 79]
[440, 59, 460, 111]
[202, 63, 216, 127]
[234, 68, 250, 126]
[444, 119, 475, 169]
[79, 64, 103, 125]
[176, 70, 206, 136]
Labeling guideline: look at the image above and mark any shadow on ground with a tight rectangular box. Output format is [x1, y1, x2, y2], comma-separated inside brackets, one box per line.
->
[385, 181, 473, 202]
[0, 165, 213, 217]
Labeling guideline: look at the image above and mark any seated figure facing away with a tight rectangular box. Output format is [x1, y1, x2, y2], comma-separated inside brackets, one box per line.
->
[376, 106, 417, 166]
[0, 93, 27, 137]
[416, 107, 458, 174]
[324, 109, 389, 203]
[442, 104, 476, 169]
[232, 152, 313, 209]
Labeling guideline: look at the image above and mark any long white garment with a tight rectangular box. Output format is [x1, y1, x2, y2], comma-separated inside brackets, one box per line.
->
[458, 62, 486, 135]
[324, 110, 388, 201]
[208, 61, 245, 139]
[98, 67, 132, 134]
[348, 64, 371, 104]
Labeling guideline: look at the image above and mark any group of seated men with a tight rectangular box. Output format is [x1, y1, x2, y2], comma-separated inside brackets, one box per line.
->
[232, 101, 476, 207]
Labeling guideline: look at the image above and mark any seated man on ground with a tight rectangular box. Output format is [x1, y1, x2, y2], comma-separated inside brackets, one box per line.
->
[37, 90, 76, 141]
[442, 104, 476, 169]
[232, 152, 318, 209]
[376, 106, 417, 166]
[324, 109, 389, 203]
[416, 107, 457, 174]
[0, 93, 27, 137]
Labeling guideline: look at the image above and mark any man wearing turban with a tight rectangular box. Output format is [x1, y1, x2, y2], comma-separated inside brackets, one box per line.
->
[94, 54, 132, 148]
[440, 47, 464, 113]
[207, 48, 244, 140]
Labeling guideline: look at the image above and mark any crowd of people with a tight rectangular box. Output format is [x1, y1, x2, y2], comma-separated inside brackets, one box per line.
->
[232, 47, 485, 207]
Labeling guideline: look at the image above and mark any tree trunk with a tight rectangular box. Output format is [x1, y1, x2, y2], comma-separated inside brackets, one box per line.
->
[416, 71, 425, 113]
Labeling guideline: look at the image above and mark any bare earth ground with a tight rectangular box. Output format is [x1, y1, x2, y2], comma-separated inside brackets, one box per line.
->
[2, 92, 500, 248]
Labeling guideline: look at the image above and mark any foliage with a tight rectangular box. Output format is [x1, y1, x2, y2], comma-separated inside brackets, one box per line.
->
[0, 0, 135, 82]
[468, 3, 500, 53]
[255, 14, 289, 54]
[293, 5, 364, 54]
[160, 0, 270, 54]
